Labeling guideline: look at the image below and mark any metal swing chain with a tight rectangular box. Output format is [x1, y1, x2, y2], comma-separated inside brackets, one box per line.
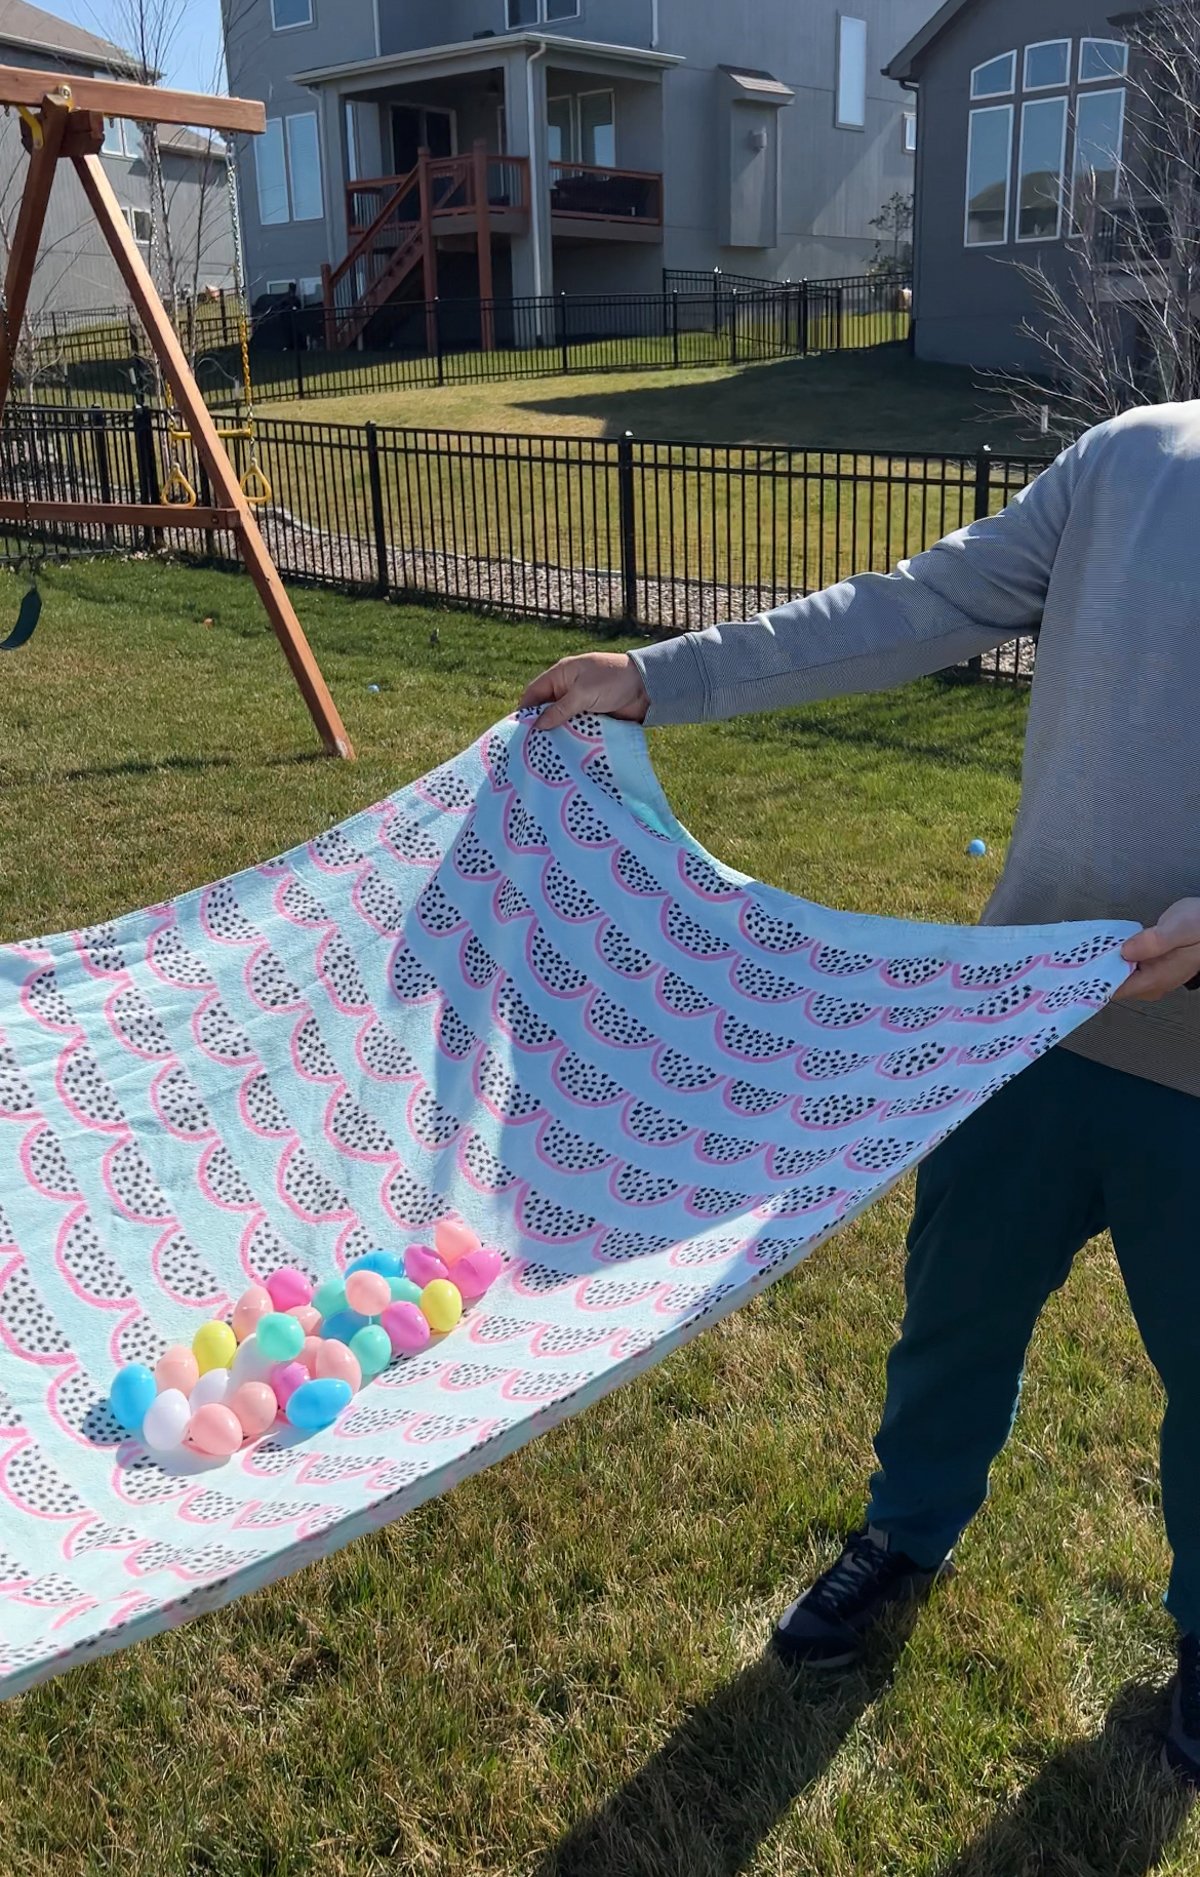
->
[226, 139, 270, 504]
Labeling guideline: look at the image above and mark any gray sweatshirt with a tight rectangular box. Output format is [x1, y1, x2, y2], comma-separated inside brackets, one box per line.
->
[629, 403, 1200, 1097]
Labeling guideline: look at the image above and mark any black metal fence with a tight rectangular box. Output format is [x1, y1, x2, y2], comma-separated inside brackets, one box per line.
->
[11, 278, 913, 411]
[0, 405, 1042, 683]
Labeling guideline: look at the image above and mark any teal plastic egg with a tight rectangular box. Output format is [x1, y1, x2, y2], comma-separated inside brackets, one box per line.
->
[286, 1377, 352, 1432]
[311, 1277, 348, 1320]
[257, 1311, 305, 1363]
[350, 1323, 392, 1380]
[387, 1276, 422, 1305]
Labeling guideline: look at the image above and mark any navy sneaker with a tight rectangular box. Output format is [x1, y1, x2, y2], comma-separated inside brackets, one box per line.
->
[1163, 1633, 1200, 1785]
[771, 1526, 951, 1670]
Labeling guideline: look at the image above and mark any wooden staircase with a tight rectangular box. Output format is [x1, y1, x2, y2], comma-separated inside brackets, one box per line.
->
[321, 163, 425, 350]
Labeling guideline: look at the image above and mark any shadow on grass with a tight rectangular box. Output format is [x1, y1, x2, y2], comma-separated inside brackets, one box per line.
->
[2, 750, 330, 788]
[935, 1680, 1193, 1877]
[535, 1660, 1193, 1877]
[533, 1625, 913, 1877]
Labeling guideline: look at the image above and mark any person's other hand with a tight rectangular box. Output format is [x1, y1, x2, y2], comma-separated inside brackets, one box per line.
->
[519, 653, 649, 733]
[1115, 898, 1200, 1001]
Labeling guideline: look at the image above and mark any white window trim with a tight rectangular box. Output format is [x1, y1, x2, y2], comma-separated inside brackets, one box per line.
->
[902, 110, 917, 154]
[835, 14, 868, 130]
[284, 110, 324, 222]
[271, 0, 314, 29]
[546, 89, 615, 166]
[506, 0, 580, 24]
[390, 100, 458, 163]
[1015, 94, 1069, 243]
[964, 102, 1013, 248]
[125, 205, 152, 245]
[1079, 37, 1129, 84]
[1070, 85, 1127, 221]
[1023, 40, 1071, 93]
[970, 51, 1016, 100]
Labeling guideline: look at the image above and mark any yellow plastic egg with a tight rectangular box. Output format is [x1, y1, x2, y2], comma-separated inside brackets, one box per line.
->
[420, 1279, 463, 1335]
[193, 1318, 237, 1375]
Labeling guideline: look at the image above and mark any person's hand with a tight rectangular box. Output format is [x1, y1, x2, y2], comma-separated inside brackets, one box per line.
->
[1115, 898, 1200, 1001]
[519, 652, 650, 733]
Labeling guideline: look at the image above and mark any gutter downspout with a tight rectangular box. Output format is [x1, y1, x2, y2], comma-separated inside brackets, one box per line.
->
[651, 0, 659, 50]
[526, 37, 549, 303]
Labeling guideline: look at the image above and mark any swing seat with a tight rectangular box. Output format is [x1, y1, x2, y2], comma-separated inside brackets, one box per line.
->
[240, 462, 273, 505]
[0, 584, 41, 651]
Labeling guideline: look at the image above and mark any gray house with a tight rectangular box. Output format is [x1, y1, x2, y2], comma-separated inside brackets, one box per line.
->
[0, 0, 235, 324]
[887, 0, 1142, 369]
[221, 0, 931, 338]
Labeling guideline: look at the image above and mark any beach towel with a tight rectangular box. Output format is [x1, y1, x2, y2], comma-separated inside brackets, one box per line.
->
[0, 711, 1134, 1698]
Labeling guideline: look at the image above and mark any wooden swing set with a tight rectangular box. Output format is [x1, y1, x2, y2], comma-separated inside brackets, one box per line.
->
[0, 64, 354, 759]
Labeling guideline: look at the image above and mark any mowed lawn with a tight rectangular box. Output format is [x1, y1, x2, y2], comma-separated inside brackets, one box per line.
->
[0, 560, 1193, 1877]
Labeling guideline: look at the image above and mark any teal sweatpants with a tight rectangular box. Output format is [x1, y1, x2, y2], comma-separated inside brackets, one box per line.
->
[866, 1045, 1200, 1635]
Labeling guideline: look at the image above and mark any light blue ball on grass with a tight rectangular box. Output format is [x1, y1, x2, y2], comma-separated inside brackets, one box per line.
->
[967, 839, 987, 858]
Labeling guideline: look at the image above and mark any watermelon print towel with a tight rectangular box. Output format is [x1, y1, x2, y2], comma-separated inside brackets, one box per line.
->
[0, 711, 1135, 1699]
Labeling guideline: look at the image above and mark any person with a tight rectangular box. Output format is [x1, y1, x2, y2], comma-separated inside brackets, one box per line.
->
[519, 403, 1200, 1781]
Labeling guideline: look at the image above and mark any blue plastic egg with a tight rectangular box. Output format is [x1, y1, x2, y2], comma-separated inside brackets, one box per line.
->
[321, 1309, 369, 1345]
[967, 839, 987, 858]
[345, 1250, 404, 1279]
[110, 1363, 158, 1432]
[286, 1377, 352, 1432]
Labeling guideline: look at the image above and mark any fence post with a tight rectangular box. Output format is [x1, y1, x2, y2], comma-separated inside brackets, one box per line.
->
[132, 402, 158, 551]
[712, 266, 721, 340]
[836, 284, 845, 351]
[797, 280, 809, 355]
[617, 429, 638, 626]
[90, 404, 114, 549]
[293, 321, 305, 401]
[365, 422, 390, 599]
[220, 287, 229, 344]
[559, 291, 569, 374]
[965, 444, 993, 681]
[729, 288, 739, 366]
[434, 297, 445, 387]
[671, 290, 680, 369]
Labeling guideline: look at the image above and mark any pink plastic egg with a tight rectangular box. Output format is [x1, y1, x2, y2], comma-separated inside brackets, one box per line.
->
[231, 1285, 273, 1343]
[188, 1403, 242, 1458]
[381, 1301, 432, 1356]
[155, 1344, 199, 1396]
[434, 1218, 481, 1268]
[229, 1380, 278, 1439]
[344, 1269, 390, 1317]
[272, 1360, 309, 1408]
[289, 1304, 322, 1336]
[405, 1244, 449, 1289]
[455, 1247, 504, 1302]
[298, 1335, 323, 1376]
[266, 1265, 313, 1312]
[315, 1341, 362, 1391]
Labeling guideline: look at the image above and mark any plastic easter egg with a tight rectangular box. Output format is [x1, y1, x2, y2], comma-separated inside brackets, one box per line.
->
[346, 1250, 403, 1279]
[381, 1301, 432, 1356]
[154, 1345, 199, 1397]
[405, 1244, 449, 1289]
[316, 1341, 362, 1391]
[230, 1381, 278, 1439]
[967, 838, 988, 859]
[257, 1311, 305, 1364]
[189, 1403, 242, 1458]
[229, 1333, 276, 1389]
[388, 1275, 423, 1305]
[289, 1304, 322, 1337]
[299, 1335, 323, 1376]
[350, 1323, 392, 1381]
[420, 1279, 464, 1334]
[266, 1265, 313, 1312]
[193, 1319, 237, 1375]
[455, 1246, 504, 1302]
[321, 1309, 369, 1346]
[434, 1218, 481, 1268]
[110, 1364, 157, 1433]
[231, 1285, 273, 1343]
[272, 1360, 310, 1408]
[345, 1269, 390, 1317]
[286, 1377, 352, 1433]
[142, 1388, 192, 1452]
[311, 1277, 348, 1320]
[189, 1368, 232, 1413]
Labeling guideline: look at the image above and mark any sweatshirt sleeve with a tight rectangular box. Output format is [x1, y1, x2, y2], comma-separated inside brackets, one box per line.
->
[628, 435, 1089, 727]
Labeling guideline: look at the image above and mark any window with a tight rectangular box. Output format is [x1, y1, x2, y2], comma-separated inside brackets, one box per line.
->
[126, 206, 152, 244]
[102, 117, 141, 158]
[285, 113, 323, 221]
[255, 114, 323, 224]
[547, 96, 572, 161]
[836, 15, 867, 129]
[902, 110, 917, 154]
[970, 51, 1016, 99]
[506, 0, 579, 23]
[965, 103, 1012, 245]
[1080, 38, 1128, 83]
[1017, 95, 1068, 240]
[579, 90, 615, 167]
[1024, 40, 1070, 91]
[271, 0, 313, 27]
[1073, 87, 1125, 215]
[345, 101, 359, 182]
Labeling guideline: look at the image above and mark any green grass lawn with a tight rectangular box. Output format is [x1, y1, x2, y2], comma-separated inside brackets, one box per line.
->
[0, 559, 1191, 1876]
